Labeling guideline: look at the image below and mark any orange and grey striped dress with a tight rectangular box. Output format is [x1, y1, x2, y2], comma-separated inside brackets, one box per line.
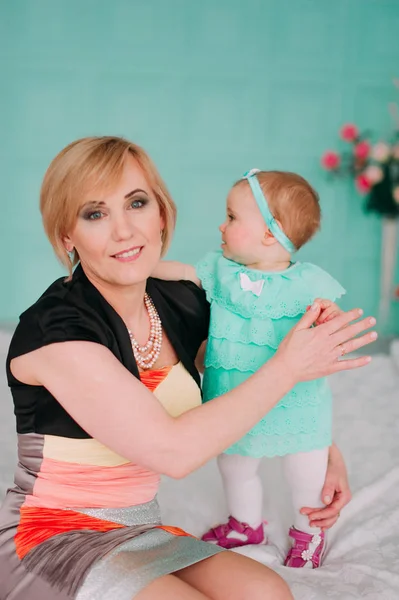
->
[0, 266, 221, 599]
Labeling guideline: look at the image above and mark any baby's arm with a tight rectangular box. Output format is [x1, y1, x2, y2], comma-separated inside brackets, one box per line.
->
[152, 261, 201, 287]
[314, 298, 342, 324]
[195, 340, 207, 373]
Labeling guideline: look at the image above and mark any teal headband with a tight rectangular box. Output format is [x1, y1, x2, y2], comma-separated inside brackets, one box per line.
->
[242, 168, 296, 253]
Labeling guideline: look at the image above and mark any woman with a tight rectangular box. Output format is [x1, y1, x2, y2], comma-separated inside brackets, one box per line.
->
[0, 137, 375, 600]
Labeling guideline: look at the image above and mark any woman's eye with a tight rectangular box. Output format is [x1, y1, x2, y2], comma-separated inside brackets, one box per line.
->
[130, 197, 148, 209]
[86, 211, 103, 220]
[131, 200, 144, 209]
[228, 214, 234, 221]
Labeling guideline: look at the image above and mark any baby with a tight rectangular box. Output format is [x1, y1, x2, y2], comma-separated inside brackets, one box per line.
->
[154, 169, 346, 568]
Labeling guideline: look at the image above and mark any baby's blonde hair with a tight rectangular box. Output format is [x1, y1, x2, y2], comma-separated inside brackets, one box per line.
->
[40, 136, 177, 277]
[234, 171, 321, 249]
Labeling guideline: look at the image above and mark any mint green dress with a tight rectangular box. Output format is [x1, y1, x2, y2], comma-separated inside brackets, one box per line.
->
[196, 251, 346, 458]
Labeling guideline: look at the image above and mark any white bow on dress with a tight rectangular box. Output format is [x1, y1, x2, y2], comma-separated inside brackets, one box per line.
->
[239, 272, 264, 297]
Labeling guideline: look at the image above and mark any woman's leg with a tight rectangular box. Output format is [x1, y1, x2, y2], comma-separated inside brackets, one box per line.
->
[136, 574, 210, 599]
[176, 552, 293, 600]
[217, 453, 263, 526]
[282, 447, 329, 534]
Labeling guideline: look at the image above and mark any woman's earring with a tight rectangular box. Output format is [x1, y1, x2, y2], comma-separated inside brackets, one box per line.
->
[67, 249, 75, 262]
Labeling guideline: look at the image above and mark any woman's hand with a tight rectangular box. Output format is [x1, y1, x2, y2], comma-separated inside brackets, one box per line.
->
[300, 443, 351, 531]
[276, 302, 377, 383]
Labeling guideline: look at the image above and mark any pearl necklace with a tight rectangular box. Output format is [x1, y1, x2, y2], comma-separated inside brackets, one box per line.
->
[128, 293, 162, 370]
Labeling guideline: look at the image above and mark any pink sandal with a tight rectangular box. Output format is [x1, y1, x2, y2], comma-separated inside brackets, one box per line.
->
[284, 527, 325, 568]
[201, 516, 266, 549]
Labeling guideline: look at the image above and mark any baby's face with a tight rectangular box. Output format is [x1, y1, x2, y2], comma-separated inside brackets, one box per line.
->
[219, 184, 267, 265]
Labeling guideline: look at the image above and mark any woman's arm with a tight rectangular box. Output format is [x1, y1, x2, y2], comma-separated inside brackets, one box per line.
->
[152, 261, 200, 286]
[11, 304, 375, 479]
[301, 442, 351, 531]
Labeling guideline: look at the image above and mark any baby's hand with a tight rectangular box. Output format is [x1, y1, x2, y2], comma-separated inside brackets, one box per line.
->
[151, 261, 200, 286]
[307, 298, 342, 326]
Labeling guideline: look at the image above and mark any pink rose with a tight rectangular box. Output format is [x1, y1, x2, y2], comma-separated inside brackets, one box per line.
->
[354, 140, 371, 160]
[371, 142, 391, 163]
[355, 173, 372, 195]
[340, 124, 359, 142]
[364, 165, 383, 184]
[321, 151, 341, 170]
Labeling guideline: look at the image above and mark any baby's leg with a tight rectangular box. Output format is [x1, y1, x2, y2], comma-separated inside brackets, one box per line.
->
[217, 453, 263, 527]
[202, 454, 265, 548]
[282, 447, 329, 534]
[282, 447, 329, 568]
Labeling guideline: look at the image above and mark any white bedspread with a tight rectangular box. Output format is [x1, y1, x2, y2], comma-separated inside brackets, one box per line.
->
[1, 330, 398, 599]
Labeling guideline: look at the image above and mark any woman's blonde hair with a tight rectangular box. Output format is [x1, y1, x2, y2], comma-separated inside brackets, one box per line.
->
[40, 136, 177, 277]
[234, 171, 321, 249]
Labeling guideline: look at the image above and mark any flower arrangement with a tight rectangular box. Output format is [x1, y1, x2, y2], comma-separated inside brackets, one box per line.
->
[321, 79, 399, 219]
[321, 123, 399, 218]
[321, 80, 399, 324]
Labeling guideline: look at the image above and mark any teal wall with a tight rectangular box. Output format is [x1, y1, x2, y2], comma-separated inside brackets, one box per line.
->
[1, 0, 398, 332]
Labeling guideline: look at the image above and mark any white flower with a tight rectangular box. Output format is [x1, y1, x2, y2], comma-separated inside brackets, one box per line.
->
[371, 142, 391, 163]
[393, 186, 399, 204]
[311, 534, 322, 545]
[301, 549, 313, 562]
[364, 165, 384, 184]
[301, 549, 313, 561]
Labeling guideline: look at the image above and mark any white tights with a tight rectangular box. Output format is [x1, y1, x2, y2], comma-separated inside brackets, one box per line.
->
[217, 447, 329, 534]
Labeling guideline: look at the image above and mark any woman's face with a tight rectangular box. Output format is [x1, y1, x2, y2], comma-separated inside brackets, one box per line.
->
[65, 155, 165, 289]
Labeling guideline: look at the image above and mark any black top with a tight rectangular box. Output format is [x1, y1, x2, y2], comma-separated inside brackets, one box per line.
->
[6, 264, 210, 438]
